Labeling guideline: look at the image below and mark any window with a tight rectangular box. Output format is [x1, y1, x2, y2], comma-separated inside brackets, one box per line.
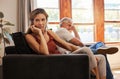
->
[104, 0, 120, 42]
[72, 0, 94, 43]
[72, 0, 94, 23]
[75, 25, 94, 43]
[36, 0, 59, 31]
[35, 0, 120, 43]
[36, 0, 94, 43]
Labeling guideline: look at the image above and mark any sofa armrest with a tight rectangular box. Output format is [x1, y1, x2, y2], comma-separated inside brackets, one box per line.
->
[3, 54, 90, 79]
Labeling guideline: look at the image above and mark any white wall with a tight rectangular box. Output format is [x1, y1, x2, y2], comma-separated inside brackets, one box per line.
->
[0, 0, 17, 59]
[0, 0, 17, 28]
[107, 44, 120, 69]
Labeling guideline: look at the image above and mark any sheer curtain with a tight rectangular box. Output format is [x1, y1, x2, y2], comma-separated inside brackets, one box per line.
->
[17, 0, 35, 32]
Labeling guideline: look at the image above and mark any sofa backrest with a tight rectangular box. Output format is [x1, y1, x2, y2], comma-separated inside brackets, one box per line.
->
[5, 32, 36, 54]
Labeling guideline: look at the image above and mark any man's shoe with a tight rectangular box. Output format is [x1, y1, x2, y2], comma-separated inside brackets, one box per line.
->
[97, 47, 118, 54]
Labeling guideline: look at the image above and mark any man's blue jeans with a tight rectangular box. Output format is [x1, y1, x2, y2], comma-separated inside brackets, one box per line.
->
[89, 42, 114, 79]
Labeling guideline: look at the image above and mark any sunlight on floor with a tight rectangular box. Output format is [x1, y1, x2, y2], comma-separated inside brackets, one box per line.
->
[113, 70, 120, 74]
[112, 69, 120, 79]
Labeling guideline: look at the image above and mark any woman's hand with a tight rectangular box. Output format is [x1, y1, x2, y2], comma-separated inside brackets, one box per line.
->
[30, 25, 42, 35]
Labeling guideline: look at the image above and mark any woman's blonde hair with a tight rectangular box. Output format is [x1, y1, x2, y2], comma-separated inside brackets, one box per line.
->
[27, 8, 48, 34]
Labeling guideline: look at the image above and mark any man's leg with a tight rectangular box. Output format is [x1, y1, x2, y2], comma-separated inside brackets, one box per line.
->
[91, 49, 114, 79]
[89, 42, 118, 54]
[89, 42, 118, 79]
[89, 42, 104, 54]
[89, 42, 104, 49]
[104, 55, 114, 79]
[97, 47, 118, 54]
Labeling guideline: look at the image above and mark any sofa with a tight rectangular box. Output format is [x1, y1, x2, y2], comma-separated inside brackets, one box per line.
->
[2, 32, 90, 79]
[0, 65, 2, 79]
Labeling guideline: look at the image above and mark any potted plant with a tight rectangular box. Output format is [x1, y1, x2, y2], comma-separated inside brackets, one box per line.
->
[0, 11, 14, 56]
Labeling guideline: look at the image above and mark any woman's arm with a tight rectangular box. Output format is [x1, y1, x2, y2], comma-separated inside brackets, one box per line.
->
[25, 26, 49, 55]
[48, 30, 79, 51]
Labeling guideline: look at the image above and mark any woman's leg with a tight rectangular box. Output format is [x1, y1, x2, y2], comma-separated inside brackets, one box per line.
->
[95, 55, 106, 79]
[75, 47, 101, 79]
[91, 66, 100, 79]
[77, 47, 97, 70]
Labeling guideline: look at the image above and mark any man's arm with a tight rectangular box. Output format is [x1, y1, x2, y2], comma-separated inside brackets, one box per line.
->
[56, 28, 84, 47]
[70, 26, 84, 47]
[71, 26, 81, 40]
[69, 37, 84, 47]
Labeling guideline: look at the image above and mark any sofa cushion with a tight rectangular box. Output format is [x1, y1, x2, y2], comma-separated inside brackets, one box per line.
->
[11, 32, 36, 54]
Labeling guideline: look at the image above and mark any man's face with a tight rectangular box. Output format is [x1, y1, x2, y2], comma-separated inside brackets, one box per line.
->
[62, 22, 73, 32]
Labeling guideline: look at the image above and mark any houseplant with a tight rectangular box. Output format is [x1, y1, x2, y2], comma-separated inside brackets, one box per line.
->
[0, 11, 14, 56]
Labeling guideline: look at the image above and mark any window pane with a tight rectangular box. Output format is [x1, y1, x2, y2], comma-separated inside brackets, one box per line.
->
[47, 24, 59, 32]
[105, 0, 120, 21]
[105, 23, 120, 42]
[37, 0, 58, 8]
[36, 0, 59, 22]
[74, 25, 94, 43]
[105, 10, 120, 21]
[104, 0, 120, 42]
[72, 0, 94, 43]
[72, 0, 94, 23]
[45, 9, 59, 22]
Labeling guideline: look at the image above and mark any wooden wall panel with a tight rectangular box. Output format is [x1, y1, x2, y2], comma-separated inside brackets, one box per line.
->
[59, 0, 72, 19]
[94, 0, 104, 42]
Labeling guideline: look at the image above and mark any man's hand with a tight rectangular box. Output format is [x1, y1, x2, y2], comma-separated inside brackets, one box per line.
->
[70, 25, 76, 32]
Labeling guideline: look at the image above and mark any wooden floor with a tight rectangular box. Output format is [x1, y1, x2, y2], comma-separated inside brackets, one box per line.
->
[112, 68, 120, 79]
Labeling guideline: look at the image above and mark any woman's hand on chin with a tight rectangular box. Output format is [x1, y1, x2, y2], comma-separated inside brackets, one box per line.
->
[30, 25, 42, 35]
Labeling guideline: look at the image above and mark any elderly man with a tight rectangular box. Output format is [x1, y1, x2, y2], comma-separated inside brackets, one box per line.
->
[56, 17, 118, 79]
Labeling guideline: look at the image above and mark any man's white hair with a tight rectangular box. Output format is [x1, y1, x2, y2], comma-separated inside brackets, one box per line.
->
[60, 17, 73, 27]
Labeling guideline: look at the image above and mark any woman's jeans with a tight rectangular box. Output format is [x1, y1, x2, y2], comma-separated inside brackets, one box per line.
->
[89, 42, 114, 79]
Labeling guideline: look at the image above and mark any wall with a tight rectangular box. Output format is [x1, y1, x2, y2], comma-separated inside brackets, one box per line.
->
[107, 44, 120, 69]
[0, 0, 17, 26]
[0, 0, 17, 63]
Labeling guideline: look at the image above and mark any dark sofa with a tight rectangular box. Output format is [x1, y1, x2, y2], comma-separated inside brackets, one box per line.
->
[3, 54, 90, 79]
[2, 32, 90, 79]
[0, 65, 2, 79]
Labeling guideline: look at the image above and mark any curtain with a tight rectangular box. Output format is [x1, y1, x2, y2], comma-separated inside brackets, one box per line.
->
[17, 0, 35, 32]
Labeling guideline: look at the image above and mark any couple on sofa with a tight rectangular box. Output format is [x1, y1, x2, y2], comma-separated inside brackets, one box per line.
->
[25, 8, 118, 79]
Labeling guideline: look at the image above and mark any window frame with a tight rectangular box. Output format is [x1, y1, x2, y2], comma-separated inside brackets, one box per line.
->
[35, 0, 120, 43]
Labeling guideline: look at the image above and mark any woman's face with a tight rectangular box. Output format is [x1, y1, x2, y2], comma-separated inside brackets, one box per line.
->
[33, 13, 47, 32]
